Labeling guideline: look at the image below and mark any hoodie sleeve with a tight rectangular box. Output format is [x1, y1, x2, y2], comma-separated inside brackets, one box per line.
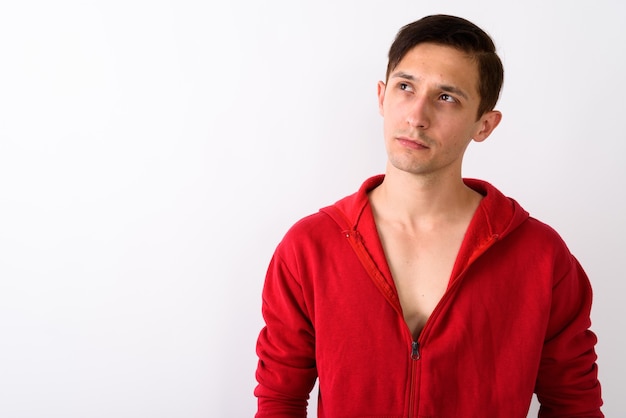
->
[535, 255, 603, 417]
[254, 249, 317, 418]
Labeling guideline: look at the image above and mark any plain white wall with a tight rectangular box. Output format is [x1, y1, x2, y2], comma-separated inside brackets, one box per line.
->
[0, 1, 624, 417]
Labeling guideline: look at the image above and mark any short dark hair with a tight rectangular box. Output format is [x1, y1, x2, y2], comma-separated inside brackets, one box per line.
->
[386, 14, 504, 118]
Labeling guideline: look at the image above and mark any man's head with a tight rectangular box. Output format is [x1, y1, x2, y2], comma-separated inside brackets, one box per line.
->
[385, 14, 503, 118]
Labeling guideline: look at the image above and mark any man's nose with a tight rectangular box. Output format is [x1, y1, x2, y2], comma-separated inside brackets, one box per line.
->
[406, 96, 430, 129]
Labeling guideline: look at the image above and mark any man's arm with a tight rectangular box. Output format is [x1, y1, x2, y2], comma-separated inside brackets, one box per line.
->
[254, 252, 317, 418]
[535, 256, 603, 417]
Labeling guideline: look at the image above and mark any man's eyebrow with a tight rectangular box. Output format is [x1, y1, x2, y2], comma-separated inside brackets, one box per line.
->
[439, 84, 469, 100]
[390, 71, 470, 100]
[390, 71, 416, 81]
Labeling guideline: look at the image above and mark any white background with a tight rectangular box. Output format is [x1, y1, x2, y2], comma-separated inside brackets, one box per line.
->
[1, 1, 624, 417]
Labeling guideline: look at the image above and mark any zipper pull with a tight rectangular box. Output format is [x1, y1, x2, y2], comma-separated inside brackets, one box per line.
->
[411, 341, 420, 360]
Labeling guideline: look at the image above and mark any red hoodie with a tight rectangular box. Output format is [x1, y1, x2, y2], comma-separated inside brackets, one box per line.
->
[255, 175, 602, 417]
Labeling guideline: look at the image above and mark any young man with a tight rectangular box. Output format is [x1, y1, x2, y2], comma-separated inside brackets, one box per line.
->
[254, 14, 603, 417]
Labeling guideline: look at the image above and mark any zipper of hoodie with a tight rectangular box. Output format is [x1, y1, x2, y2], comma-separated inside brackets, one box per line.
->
[407, 340, 420, 418]
[411, 340, 420, 360]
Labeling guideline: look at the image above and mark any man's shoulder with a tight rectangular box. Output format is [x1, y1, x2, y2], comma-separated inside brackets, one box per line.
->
[467, 178, 572, 252]
[287, 210, 339, 236]
[518, 215, 570, 248]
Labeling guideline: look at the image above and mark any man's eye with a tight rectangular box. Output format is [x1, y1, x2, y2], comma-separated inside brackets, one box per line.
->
[440, 94, 456, 103]
[400, 83, 410, 91]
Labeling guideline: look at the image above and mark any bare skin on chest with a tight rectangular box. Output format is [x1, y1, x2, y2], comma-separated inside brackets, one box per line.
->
[374, 215, 473, 339]
[369, 179, 483, 339]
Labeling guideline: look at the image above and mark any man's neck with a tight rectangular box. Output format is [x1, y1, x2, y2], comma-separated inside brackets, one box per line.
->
[369, 167, 482, 230]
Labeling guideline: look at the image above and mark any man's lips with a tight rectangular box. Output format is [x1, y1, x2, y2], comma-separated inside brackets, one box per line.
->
[396, 136, 430, 150]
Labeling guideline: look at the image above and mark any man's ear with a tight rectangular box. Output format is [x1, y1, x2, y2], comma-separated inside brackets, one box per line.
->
[377, 81, 386, 116]
[473, 110, 502, 143]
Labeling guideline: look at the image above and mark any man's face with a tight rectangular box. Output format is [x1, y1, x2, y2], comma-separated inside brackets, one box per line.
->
[377, 42, 500, 178]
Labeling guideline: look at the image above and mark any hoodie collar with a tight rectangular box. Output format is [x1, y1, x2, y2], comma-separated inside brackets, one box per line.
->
[331, 175, 528, 239]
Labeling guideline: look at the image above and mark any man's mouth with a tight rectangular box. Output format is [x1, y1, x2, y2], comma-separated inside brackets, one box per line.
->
[396, 136, 430, 150]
